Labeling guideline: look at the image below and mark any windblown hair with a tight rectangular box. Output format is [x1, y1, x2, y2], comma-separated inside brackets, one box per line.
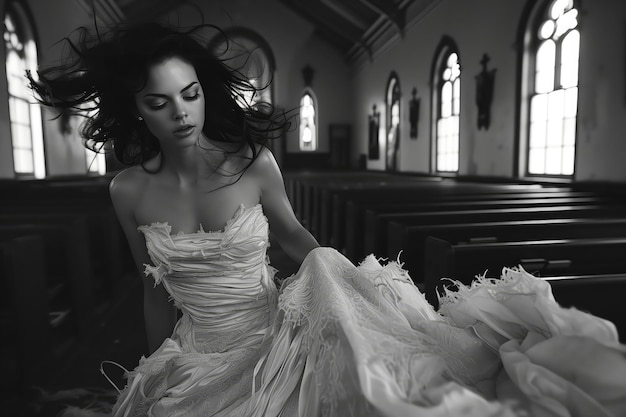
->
[27, 22, 291, 169]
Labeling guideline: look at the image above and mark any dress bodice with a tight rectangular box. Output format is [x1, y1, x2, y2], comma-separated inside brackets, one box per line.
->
[138, 204, 278, 351]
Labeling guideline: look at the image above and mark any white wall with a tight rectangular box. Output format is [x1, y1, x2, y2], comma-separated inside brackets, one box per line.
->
[574, 0, 626, 182]
[2, 0, 626, 182]
[352, 0, 626, 182]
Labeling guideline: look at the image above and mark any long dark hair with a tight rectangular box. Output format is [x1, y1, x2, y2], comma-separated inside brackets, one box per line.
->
[27, 22, 291, 170]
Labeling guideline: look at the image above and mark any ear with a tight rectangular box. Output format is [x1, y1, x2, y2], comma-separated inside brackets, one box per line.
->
[133, 104, 144, 122]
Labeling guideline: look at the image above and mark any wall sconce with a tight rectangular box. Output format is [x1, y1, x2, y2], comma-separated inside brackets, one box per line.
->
[475, 53, 496, 130]
[409, 87, 420, 139]
[368, 104, 380, 159]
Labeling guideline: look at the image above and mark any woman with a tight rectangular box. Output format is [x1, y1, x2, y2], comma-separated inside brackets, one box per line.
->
[29, 22, 626, 417]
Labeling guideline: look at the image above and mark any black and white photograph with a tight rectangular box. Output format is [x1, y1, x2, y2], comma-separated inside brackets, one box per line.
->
[1, 1, 625, 416]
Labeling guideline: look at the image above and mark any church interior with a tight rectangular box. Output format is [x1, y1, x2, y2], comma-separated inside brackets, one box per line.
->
[1, 0, 625, 414]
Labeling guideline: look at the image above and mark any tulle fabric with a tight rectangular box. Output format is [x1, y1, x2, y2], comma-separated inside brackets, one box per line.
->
[437, 269, 626, 417]
[109, 204, 626, 417]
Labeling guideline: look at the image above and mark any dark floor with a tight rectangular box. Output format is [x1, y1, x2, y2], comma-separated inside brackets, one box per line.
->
[1, 240, 299, 416]
[2, 272, 146, 416]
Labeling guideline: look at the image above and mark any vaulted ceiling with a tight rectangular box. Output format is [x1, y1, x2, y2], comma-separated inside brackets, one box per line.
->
[279, 0, 441, 63]
[278, 0, 412, 60]
[113, 0, 189, 23]
[85, 0, 438, 63]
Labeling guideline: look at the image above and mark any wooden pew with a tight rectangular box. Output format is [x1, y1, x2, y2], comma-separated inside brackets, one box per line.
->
[545, 274, 626, 342]
[0, 208, 129, 293]
[285, 171, 397, 228]
[328, 183, 581, 249]
[424, 236, 626, 310]
[364, 204, 626, 261]
[1, 234, 51, 388]
[437, 266, 626, 343]
[283, 171, 576, 246]
[282, 171, 335, 222]
[0, 219, 95, 334]
[387, 217, 626, 281]
[298, 173, 437, 239]
[434, 269, 626, 343]
[345, 193, 614, 259]
[0, 175, 131, 288]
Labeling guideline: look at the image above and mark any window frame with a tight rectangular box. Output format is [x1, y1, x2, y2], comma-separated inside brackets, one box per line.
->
[298, 88, 318, 152]
[385, 72, 401, 171]
[517, 0, 581, 179]
[430, 36, 461, 175]
[3, 1, 45, 178]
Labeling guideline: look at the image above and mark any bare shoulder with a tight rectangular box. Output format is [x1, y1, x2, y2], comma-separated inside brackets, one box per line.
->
[244, 146, 287, 198]
[109, 165, 150, 208]
[247, 145, 280, 177]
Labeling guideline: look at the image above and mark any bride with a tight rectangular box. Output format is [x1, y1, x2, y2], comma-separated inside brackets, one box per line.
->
[29, 22, 626, 417]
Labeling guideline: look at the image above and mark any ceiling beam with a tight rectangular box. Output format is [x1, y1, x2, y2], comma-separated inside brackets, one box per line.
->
[117, 0, 189, 23]
[280, 0, 383, 61]
[359, 0, 406, 37]
[73, 0, 125, 25]
[320, 0, 369, 31]
[280, 0, 364, 51]
[303, 1, 365, 43]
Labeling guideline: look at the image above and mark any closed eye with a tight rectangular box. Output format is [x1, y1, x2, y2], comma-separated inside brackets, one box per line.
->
[183, 92, 200, 101]
[144, 90, 200, 110]
[148, 102, 167, 110]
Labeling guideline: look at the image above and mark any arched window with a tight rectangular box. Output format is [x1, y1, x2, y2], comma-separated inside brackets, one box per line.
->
[433, 44, 460, 173]
[209, 28, 275, 110]
[4, 3, 44, 178]
[385, 73, 401, 171]
[523, 0, 579, 176]
[299, 89, 317, 151]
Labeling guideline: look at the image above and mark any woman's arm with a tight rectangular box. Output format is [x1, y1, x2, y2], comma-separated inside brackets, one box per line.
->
[109, 169, 178, 353]
[250, 148, 320, 264]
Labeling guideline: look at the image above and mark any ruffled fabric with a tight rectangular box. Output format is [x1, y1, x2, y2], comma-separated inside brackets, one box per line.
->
[251, 248, 519, 417]
[114, 205, 278, 416]
[437, 267, 626, 417]
[110, 204, 626, 417]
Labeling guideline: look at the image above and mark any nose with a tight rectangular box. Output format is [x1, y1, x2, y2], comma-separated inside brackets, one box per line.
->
[172, 101, 188, 120]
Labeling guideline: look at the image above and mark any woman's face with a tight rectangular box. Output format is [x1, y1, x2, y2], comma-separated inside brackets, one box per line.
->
[135, 56, 205, 149]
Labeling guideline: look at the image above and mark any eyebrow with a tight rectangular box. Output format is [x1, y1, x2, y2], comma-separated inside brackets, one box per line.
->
[143, 81, 198, 98]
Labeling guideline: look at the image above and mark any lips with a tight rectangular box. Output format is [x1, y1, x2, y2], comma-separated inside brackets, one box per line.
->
[175, 124, 194, 133]
[173, 124, 195, 137]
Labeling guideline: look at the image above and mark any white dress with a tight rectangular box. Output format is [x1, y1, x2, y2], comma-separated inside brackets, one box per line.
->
[111, 204, 626, 417]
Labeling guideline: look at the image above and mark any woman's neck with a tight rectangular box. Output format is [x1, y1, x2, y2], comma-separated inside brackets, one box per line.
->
[160, 142, 229, 189]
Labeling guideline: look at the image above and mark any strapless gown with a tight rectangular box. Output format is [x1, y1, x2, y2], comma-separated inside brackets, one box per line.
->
[111, 204, 626, 417]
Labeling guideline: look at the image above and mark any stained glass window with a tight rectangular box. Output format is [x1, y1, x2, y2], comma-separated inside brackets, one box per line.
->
[527, 0, 579, 176]
[299, 90, 317, 151]
[386, 74, 401, 171]
[435, 51, 460, 172]
[4, 4, 44, 178]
